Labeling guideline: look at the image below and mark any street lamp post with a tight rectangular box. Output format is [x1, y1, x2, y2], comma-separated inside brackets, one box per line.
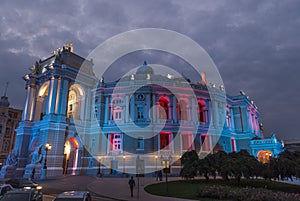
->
[41, 143, 52, 179]
[123, 155, 126, 174]
[155, 155, 158, 171]
[97, 156, 102, 176]
[155, 155, 158, 180]
[162, 156, 171, 196]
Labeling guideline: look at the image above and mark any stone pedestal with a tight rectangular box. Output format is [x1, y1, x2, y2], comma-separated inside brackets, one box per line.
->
[0, 165, 16, 178]
[23, 163, 42, 179]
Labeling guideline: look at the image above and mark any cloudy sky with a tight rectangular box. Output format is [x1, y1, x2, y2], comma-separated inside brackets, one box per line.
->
[0, 0, 299, 140]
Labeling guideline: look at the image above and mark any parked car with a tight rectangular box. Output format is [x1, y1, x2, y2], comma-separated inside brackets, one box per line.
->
[5, 178, 42, 190]
[0, 184, 13, 196]
[0, 188, 43, 201]
[53, 191, 92, 201]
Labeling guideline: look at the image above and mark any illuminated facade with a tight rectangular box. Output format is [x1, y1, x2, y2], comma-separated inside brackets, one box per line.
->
[7, 46, 283, 178]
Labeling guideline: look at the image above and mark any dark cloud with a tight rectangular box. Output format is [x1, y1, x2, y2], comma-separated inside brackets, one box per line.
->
[0, 0, 299, 140]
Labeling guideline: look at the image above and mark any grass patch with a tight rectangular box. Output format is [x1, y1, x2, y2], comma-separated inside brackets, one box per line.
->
[144, 179, 300, 201]
[145, 180, 229, 200]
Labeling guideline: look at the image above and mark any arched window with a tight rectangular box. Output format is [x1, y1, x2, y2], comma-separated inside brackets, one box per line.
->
[158, 97, 169, 119]
[198, 100, 206, 123]
[201, 134, 211, 152]
[177, 99, 188, 120]
[160, 132, 171, 150]
[35, 81, 49, 120]
[67, 84, 85, 120]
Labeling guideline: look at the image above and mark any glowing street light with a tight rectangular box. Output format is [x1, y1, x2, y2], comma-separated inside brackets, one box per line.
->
[97, 156, 102, 176]
[123, 155, 126, 173]
[41, 143, 52, 179]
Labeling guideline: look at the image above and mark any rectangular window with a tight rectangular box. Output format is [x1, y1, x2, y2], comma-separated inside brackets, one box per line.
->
[231, 138, 236, 152]
[160, 133, 170, 150]
[0, 124, 2, 133]
[137, 106, 144, 119]
[201, 134, 210, 152]
[5, 128, 10, 137]
[113, 111, 122, 120]
[182, 133, 192, 151]
[111, 133, 122, 151]
[137, 137, 144, 150]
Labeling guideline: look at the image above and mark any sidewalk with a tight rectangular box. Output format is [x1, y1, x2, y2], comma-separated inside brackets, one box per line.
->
[87, 177, 195, 201]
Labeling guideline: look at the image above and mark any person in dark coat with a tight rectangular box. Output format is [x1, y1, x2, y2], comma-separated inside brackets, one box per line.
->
[31, 168, 35, 179]
[128, 176, 136, 197]
[159, 170, 163, 181]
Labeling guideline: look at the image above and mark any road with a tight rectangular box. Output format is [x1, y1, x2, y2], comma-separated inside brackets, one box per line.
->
[39, 176, 116, 201]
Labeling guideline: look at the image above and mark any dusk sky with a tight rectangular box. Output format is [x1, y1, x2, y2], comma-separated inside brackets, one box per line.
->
[0, 0, 299, 140]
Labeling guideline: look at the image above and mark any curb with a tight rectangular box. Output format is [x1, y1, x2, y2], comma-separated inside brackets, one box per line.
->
[87, 178, 128, 201]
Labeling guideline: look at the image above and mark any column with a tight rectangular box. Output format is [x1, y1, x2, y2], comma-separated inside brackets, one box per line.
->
[212, 100, 219, 127]
[152, 94, 157, 123]
[191, 98, 197, 123]
[47, 77, 58, 114]
[58, 78, 70, 115]
[104, 96, 109, 123]
[22, 85, 30, 121]
[167, 96, 171, 121]
[28, 85, 37, 121]
[54, 78, 61, 114]
[130, 95, 135, 122]
[82, 87, 89, 120]
[172, 96, 177, 123]
[106, 133, 111, 154]
[109, 96, 113, 121]
[206, 100, 210, 123]
[146, 94, 150, 122]
[230, 107, 234, 128]
[125, 95, 129, 123]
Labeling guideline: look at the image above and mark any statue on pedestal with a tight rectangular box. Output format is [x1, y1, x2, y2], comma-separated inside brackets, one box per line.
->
[24, 145, 43, 179]
[0, 150, 18, 178]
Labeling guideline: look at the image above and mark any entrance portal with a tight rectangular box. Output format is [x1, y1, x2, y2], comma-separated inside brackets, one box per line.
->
[257, 150, 272, 163]
[63, 138, 79, 175]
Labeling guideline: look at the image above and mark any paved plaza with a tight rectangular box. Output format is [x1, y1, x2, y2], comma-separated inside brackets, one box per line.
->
[39, 175, 194, 201]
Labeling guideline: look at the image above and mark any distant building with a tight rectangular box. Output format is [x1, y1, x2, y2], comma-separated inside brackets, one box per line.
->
[9, 46, 284, 178]
[284, 140, 300, 152]
[0, 91, 22, 166]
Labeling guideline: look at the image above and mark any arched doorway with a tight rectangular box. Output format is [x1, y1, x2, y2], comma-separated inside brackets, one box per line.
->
[257, 150, 273, 163]
[62, 137, 79, 175]
[34, 81, 50, 120]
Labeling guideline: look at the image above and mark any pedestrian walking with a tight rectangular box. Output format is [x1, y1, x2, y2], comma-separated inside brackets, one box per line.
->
[159, 170, 163, 181]
[31, 168, 35, 179]
[128, 176, 136, 197]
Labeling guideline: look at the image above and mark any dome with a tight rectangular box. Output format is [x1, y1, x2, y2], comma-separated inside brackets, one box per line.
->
[0, 96, 10, 107]
[136, 61, 154, 75]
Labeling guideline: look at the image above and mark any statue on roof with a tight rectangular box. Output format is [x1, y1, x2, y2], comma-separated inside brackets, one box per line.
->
[29, 61, 42, 75]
